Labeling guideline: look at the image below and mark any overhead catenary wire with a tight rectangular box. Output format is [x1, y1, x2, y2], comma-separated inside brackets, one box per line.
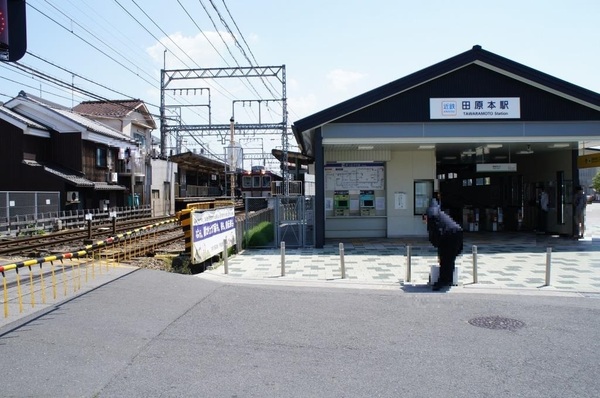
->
[8, 1, 294, 161]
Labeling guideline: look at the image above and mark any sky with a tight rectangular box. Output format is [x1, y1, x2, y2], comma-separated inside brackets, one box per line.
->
[1, 0, 599, 169]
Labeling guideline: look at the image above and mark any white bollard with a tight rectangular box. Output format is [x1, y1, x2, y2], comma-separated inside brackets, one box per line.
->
[472, 245, 478, 284]
[405, 245, 412, 282]
[339, 243, 346, 279]
[545, 247, 552, 286]
[281, 241, 286, 276]
[223, 239, 228, 274]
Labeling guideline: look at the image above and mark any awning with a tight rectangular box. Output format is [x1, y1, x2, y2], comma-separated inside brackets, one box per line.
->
[271, 149, 314, 166]
[24, 160, 95, 187]
[23, 160, 126, 190]
[94, 182, 127, 191]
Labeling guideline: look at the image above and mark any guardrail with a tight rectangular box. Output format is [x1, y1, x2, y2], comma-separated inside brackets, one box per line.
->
[0, 217, 178, 319]
[0, 205, 153, 236]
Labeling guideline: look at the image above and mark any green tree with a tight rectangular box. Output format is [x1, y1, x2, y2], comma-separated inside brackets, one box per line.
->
[592, 169, 600, 193]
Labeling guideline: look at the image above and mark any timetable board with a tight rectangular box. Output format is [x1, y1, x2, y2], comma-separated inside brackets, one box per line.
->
[325, 162, 385, 191]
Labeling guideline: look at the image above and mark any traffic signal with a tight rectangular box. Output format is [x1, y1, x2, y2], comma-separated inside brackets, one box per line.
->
[0, 0, 26, 62]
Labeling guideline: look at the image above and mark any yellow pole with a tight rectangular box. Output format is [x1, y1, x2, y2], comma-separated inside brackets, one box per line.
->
[39, 265, 46, 304]
[3, 273, 8, 318]
[16, 268, 23, 313]
[72, 262, 76, 293]
[51, 262, 57, 300]
[62, 261, 67, 297]
[29, 266, 35, 308]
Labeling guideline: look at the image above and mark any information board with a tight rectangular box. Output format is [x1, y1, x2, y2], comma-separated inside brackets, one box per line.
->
[325, 162, 385, 191]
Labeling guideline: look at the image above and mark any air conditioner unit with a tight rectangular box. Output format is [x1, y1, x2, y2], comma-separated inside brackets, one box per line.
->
[110, 172, 118, 183]
[67, 191, 80, 202]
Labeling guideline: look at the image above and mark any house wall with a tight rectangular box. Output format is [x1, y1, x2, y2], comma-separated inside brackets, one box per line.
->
[51, 131, 82, 172]
[0, 120, 62, 192]
[150, 158, 177, 216]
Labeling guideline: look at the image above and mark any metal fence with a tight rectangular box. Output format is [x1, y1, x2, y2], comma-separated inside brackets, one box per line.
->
[242, 196, 314, 249]
[0, 205, 152, 236]
[0, 191, 60, 219]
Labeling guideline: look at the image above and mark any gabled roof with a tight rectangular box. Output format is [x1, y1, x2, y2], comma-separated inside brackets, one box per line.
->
[0, 104, 49, 132]
[292, 45, 600, 154]
[73, 99, 157, 129]
[5, 92, 137, 145]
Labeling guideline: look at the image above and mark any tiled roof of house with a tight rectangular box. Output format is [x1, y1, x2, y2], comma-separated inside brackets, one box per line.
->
[73, 99, 157, 129]
[73, 100, 143, 118]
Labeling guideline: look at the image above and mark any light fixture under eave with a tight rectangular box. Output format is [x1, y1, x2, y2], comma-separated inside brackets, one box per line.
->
[516, 145, 534, 155]
[548, 143, 570, 148]
[418, 144, 435, 149]
[357, 145, 374, 150]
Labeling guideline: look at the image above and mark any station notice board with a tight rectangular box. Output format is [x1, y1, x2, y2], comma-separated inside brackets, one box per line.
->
[324, 162, 385, 191]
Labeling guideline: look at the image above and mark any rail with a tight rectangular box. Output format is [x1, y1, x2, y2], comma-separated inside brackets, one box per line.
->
[0, 205, 153, 237]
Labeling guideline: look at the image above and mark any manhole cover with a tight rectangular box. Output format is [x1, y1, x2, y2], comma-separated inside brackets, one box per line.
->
[468, 316, 525, 331]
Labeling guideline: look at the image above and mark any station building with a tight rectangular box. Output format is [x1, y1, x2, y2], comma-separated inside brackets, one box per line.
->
[292, 45, 600, 248]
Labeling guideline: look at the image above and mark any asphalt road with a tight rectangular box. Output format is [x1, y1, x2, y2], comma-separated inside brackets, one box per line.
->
[0, 268, 599, 398]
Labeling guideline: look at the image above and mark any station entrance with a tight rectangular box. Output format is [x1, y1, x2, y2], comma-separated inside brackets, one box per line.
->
[435, 146, 575, 236]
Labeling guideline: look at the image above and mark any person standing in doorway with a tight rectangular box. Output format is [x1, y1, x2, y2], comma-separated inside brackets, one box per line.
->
[538, 186, 549, 234]
[426, 198, 464, 291]
[574, 185, 587, 238]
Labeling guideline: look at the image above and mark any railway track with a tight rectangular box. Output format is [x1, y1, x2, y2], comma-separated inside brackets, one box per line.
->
[0, 216, 176, 257]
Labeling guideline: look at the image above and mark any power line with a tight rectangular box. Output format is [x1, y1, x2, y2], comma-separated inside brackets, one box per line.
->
[29, 2, 158, 88]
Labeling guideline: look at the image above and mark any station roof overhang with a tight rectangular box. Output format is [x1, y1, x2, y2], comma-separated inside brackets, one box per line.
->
[169, 151, 227, 174]
[271, 148, 314, 166]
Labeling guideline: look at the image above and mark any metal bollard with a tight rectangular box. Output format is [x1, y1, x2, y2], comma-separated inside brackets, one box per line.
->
[281, 241, 285, 276]
[405, 245, 412, 283]
[223, 239, 229, 274]
[339, 243, 346, 279]
[545, 247, 552, 286]
[472, 245, 478, 284]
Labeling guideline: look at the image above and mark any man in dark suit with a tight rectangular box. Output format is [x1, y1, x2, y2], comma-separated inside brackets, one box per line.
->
[426, 198, 464, 291]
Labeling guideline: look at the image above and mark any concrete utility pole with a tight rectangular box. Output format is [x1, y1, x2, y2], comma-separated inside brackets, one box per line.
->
[229, 117, 235, 199]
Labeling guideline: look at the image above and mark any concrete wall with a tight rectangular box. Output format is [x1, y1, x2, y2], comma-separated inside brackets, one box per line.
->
[150, 159, 178, 216]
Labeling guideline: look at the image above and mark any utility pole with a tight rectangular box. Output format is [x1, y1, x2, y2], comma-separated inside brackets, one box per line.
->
[229, 117, 235, 199]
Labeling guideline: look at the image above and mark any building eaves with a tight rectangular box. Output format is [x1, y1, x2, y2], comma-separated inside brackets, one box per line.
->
[0, 104, 49, 131]
[292, 45, 600, 137]
[52, 108, 137, 143]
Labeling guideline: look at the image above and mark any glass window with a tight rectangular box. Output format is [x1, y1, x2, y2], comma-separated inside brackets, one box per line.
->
[96, 147, 107, 168]
[253, 176, 261, 187]
[262, 175, 271, 188]
[242, 176, 252, 188]
[414, 179, 434, 215]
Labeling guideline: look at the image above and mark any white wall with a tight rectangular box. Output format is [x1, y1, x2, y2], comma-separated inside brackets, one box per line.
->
[150, 158, 178, 216]
[386, 150, 436, 237]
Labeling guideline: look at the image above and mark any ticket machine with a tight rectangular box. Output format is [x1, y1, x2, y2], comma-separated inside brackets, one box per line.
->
[334, 190, 350, 216]
[359, 190, 375, 216]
